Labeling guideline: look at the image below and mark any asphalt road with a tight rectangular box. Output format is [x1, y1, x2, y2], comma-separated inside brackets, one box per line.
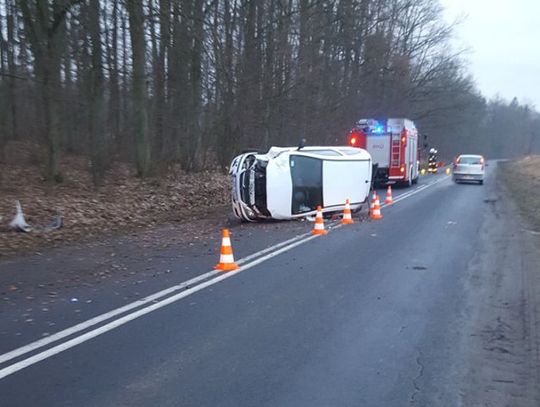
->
[1, 163, 539, 406]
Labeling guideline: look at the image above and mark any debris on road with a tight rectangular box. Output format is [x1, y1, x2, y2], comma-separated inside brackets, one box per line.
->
[9, 201, 31, 233]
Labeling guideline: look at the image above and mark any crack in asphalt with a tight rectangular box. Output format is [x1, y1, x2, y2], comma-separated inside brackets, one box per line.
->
[409, 349, 425, 405]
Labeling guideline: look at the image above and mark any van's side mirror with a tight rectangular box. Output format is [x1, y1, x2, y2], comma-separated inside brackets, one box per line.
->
[297, 138, 306, 150]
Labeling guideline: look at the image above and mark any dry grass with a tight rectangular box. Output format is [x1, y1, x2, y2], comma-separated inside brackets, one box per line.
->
[499, 155, 540, 231]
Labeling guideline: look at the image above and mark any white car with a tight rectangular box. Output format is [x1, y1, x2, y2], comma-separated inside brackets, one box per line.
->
[229, 146, 373, 221]
[453, 154, 485, 184]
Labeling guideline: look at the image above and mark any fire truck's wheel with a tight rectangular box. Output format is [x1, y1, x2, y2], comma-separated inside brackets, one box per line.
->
[406, 168, 413, 187]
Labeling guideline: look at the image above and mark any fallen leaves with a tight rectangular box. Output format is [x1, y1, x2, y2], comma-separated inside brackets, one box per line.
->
[0, 146, 231, 257]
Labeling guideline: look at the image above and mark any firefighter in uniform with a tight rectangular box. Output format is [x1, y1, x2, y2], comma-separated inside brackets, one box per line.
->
[428, 148, 438, 173]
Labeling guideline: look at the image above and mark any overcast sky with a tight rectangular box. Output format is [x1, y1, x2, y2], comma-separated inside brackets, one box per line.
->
[441, 0, 540, 109]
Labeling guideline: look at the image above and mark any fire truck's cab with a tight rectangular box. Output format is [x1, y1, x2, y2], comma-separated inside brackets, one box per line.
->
[348, 118, 419, 186]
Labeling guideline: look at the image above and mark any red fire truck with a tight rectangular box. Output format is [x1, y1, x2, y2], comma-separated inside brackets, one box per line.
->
[348, 118, 420, 186]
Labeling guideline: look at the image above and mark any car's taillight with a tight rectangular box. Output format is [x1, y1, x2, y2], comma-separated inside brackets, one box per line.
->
[480, 156, 485, 170]
[350, 136, 357, 146]
[400, 166, 405, 173]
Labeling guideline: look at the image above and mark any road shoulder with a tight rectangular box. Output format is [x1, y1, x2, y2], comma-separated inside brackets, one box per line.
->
[458, 163, 540, 406]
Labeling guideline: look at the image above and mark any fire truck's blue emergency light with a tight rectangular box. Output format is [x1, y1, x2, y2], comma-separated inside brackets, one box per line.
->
[373, 125, 384, 134]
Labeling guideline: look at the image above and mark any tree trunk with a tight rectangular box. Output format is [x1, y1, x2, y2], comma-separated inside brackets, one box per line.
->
[189, 0, 204, 170]
[126, 0, 150, 177]
[154, 0, 170, 160]
[6, 0, 18, 140]
[20, 0, 76, 183]
[107, 0, 121, 146]
[0, 2, 7, 182]
[88, 0, 106, 185]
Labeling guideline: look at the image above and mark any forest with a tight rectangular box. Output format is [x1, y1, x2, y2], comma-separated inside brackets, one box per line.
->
[1, 0, 539, 186]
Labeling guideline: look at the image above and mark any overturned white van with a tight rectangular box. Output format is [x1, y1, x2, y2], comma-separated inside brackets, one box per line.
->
[229, 146, 373, 221]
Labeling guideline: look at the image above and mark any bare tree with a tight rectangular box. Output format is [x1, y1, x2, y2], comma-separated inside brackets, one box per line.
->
[0, 0, 536, 183]
[20, 0, 81, 182]
[125, 0, 150, 177]
[87, 0, 106, 184]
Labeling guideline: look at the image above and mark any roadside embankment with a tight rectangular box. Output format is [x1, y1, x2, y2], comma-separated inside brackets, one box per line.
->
[499, 155, 540, 233]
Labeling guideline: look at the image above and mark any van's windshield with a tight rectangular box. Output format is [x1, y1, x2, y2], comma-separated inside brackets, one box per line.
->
[290, 156, 323, 214]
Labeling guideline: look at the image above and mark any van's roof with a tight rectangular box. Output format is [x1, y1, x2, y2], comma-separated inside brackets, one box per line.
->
[266, 146, 370, 156]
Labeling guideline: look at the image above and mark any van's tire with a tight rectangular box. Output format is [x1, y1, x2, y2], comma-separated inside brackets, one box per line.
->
[412, 176, 418, 185]
[479, 180, 484, 185]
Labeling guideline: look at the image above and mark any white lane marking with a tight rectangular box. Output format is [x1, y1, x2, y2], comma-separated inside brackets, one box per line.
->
[0, 232, 309, 366]
[0, 235, 317, 380]
[378, 179, 432, 206]
[0, 175, 448, 378]
[0, 269, 217, 366]
[389, 185, 429, 204]
[388, 177, 448, 205]
[237, 233, 309, 265]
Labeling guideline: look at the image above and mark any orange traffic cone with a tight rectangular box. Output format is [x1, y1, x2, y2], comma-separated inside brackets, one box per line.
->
[370, 194, 383, 220]
[312, 206, 328, 235]
[385, 185, 393, 205]
[214, 229, 239, 271]
[370, 190, 377, 210]
[341, 198, 354, 225]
